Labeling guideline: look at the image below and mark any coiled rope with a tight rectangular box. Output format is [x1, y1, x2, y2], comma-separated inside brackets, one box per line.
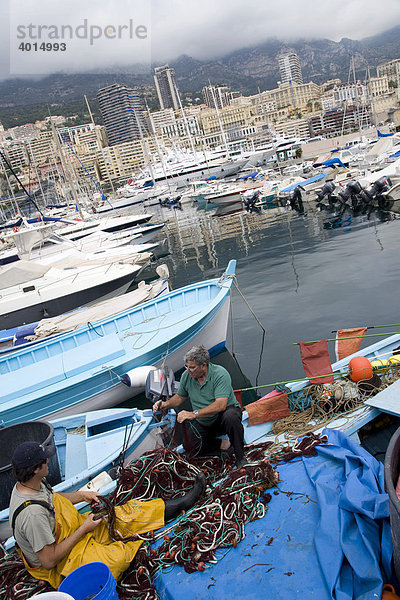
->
[269, 365, 400, 442]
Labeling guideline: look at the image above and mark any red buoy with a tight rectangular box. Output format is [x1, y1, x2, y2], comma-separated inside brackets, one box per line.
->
[348, 356, 373, 382]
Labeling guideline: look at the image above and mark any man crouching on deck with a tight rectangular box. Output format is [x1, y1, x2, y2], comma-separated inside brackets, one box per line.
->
[153, 345, 248, 469]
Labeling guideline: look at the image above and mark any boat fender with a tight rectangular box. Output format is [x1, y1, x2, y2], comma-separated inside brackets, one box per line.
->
[121, 365, 157, 388]
[370, 359, 389, 373]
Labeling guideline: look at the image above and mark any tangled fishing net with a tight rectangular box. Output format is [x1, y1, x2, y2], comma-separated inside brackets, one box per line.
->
[270, 360, 400, 441]
[0, 433, 326, 600]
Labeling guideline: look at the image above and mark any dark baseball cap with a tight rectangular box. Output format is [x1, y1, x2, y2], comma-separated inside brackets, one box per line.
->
[12, 442, 56, 469]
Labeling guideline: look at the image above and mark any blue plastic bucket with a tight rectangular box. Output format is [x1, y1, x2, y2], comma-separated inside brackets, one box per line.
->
[58, 562, 118, 600]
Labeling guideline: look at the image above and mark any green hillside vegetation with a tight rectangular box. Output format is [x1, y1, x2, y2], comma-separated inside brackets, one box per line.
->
[0, 97, 102, 129]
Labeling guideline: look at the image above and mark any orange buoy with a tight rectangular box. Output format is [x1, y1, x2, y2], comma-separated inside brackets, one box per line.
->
[348, 356, 373, 382]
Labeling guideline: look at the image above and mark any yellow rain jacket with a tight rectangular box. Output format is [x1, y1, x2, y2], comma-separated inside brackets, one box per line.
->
[18, 491, 164, 589]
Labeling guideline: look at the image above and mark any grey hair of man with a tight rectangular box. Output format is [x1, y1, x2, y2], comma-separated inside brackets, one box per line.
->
[184, 345, 210, 367]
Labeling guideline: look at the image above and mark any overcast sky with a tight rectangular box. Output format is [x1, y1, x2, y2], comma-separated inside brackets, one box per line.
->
[1, 0, 400, 78]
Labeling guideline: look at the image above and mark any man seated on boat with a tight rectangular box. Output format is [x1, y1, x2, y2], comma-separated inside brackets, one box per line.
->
[153, 345, 248, 469]
[9, 441, 205, 589]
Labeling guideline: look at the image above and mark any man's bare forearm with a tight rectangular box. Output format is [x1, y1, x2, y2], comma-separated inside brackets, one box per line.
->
[160, 394, 186, 409]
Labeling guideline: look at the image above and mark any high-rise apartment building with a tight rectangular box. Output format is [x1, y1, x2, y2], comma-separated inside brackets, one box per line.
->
[97, 84, 145, 146]
[154, 65, 181, 110]
[278, 52, 303, 85]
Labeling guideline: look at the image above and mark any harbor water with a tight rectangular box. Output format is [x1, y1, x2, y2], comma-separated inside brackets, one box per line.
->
[128, 198, 400, 402]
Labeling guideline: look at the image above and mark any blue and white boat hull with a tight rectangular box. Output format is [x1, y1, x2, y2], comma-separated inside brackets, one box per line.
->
[0, 261, 236, 426]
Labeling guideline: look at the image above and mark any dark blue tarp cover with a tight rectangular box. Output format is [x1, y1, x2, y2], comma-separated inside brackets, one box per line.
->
[155, 429, 392, 600]
[237, 171, 259, 180]
[139, 181, 155, 188]
[314, 157, 346, 168]
[378, 130, 394, 137]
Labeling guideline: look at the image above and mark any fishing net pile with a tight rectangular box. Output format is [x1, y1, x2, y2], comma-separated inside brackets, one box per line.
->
[0, 546, 53, 599]
[0, 434, 327, 600]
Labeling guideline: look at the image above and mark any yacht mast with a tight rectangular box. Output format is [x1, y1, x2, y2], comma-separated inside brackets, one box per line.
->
[176, 93, 197, 157]
[0, 157, 19, 216]
[26, 139, 47, 210]
[128, 96, 155, 184]
[351, 57, 361, 133]
[145, 100, 173, 191]
[85, 95, 115, 194]
[209, 81, 230, 158]
[51, 121, 84, 219]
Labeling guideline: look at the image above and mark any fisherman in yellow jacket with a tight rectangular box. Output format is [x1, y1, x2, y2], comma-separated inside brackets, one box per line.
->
[9, 441, 205, 589]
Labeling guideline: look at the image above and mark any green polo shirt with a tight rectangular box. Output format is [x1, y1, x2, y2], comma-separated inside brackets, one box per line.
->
[177, 362, 239, 425]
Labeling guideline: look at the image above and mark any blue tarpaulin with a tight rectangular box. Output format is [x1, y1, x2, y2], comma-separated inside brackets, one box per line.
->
[202, 176, 216, 181]
[304, 429, 392, 600]
[313, 157, 346, 168]
[389, 151, 400, 158]
[280, 173, 326, 193]
[378, 130, 394, 137]
[155, 429, 392, 600]
[138, 181, 154, 188]
[237, 171, 259, 180]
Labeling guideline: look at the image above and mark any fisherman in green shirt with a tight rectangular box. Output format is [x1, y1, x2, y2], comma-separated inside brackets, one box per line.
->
[153, 345, 248, 469]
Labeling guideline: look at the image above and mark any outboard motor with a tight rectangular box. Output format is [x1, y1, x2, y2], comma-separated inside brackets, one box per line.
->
[159, 195, 182, 209]
[368, 176, 392, 199]
[316, 181, 336, 208]
[368, 176, 393, 211]
[173, 195, 183, 210]
[243, 190, 260, 210]
[289, 185, 305, 213]
[145, 366, 179, 405]
[337, 180, 363, 211]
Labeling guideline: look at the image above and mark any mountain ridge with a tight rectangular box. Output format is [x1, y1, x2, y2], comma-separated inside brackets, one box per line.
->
[0, 26, 399, 127]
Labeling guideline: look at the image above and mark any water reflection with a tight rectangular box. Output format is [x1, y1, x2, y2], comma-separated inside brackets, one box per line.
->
[137, 197, 400, 387]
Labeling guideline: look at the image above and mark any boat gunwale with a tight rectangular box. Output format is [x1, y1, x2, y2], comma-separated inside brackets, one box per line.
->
[0, 271, 234, 367]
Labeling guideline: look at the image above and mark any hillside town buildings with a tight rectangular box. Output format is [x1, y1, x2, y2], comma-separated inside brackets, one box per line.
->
[1, 56, 400, 190]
